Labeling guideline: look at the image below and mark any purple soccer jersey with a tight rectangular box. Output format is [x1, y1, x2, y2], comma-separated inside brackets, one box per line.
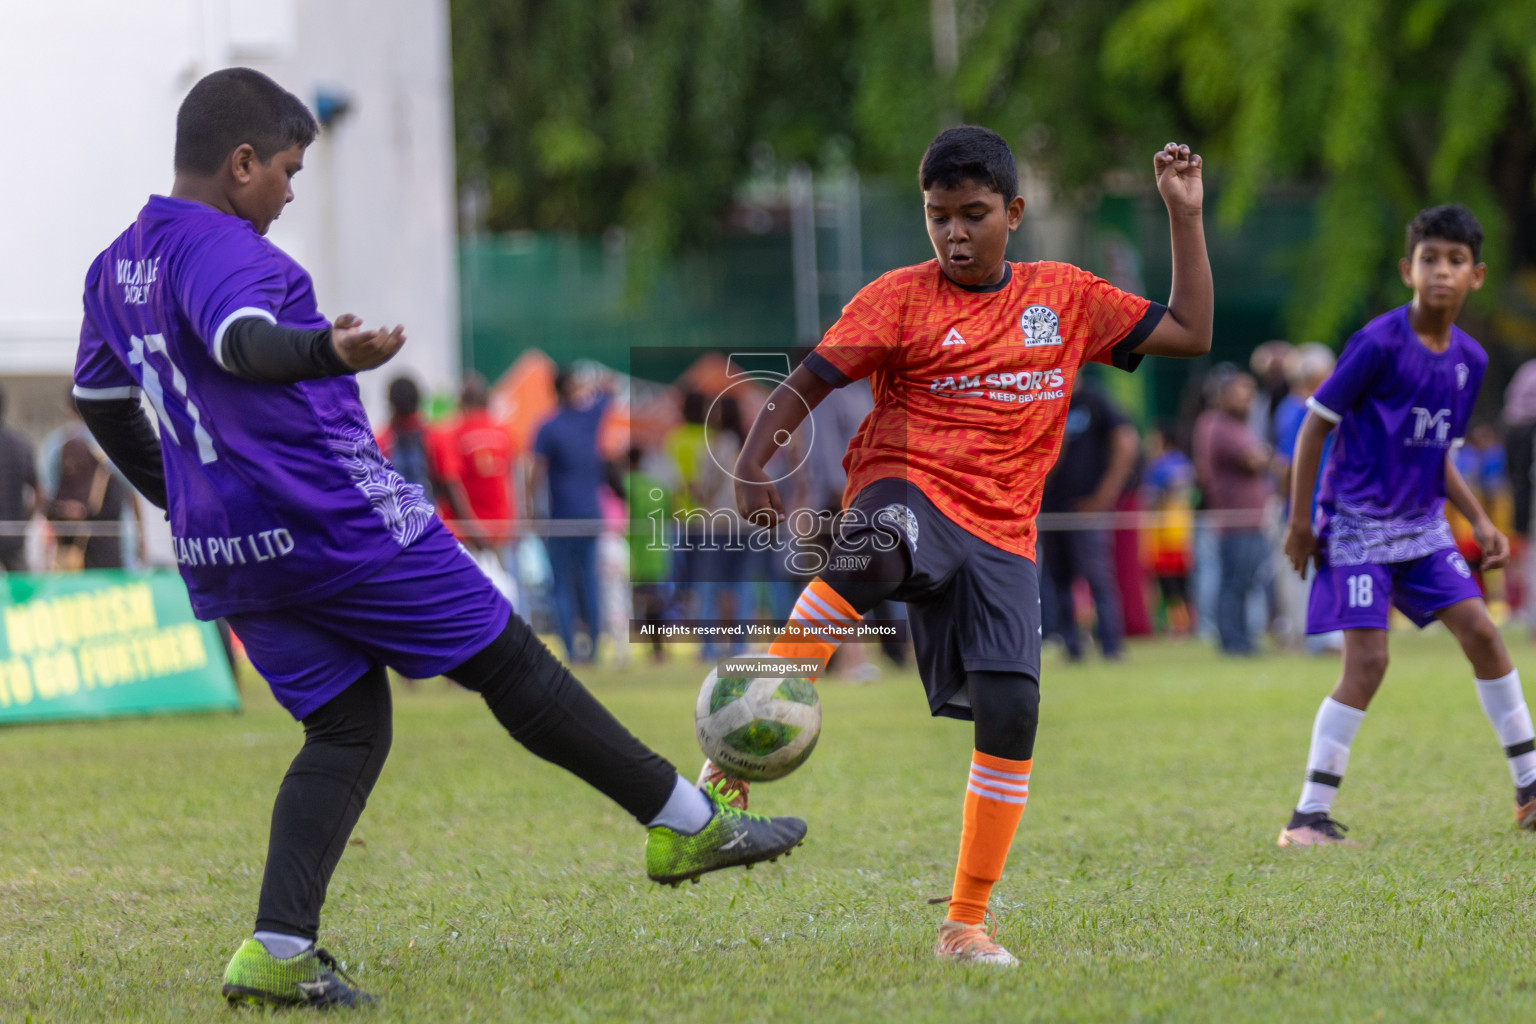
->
[75, 196, 436, 619]
[1307, 304, 1487, 567]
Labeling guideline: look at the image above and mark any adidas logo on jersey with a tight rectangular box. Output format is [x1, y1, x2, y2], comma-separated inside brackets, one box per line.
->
[941, 328, 966, 346]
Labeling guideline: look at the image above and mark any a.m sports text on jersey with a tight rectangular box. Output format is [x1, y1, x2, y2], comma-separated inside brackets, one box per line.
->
[928, 365, 1066, 404]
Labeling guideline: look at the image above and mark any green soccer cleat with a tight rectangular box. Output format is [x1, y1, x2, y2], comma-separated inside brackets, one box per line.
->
[645, 781, 807, 886]
[221, 938, 375, 1009]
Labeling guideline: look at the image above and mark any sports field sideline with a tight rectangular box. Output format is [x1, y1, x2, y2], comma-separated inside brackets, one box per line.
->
[5, 632, 1535, 1022]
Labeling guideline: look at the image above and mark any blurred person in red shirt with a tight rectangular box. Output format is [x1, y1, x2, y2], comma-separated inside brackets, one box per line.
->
[441, 374, 516, 545]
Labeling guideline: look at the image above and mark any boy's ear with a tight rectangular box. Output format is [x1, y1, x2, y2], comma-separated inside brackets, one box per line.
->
[228, 143, 258, 185]
[1470, 262, 1488, 292]
[1006, 195, 1026, 230]
[1398, 256, 1413, 289]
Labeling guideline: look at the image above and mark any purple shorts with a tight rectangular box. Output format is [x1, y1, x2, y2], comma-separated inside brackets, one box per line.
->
[227, 524, 512, 719]
[1306, 546, 1482, 634]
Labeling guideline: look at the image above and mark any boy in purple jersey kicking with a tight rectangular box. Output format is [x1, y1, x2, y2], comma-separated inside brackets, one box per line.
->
[1276, 205, 1536, 847]
[72, 68, 805, 1010]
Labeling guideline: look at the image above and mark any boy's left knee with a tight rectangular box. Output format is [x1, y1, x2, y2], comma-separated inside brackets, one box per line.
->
[1438, 599, 1510, 675]
[968, 671, 1041, 761]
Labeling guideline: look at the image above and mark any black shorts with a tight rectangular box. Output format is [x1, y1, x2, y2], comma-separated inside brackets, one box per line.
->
[841, 478, 1041, 720]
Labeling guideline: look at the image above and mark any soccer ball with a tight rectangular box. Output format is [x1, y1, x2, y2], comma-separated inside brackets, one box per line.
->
[694, 659, 821, 782]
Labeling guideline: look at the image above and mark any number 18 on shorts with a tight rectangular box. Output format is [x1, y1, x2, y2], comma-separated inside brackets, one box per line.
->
[1306, 547, 1484, 634]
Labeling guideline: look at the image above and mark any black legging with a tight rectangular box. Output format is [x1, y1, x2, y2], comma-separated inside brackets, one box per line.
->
[446, 613, 677, 820]
[254, 614, 678, 939]
[966, 670, 1040, 761]
[255, 665, 393, 939]
[820, 532, 1040, 762]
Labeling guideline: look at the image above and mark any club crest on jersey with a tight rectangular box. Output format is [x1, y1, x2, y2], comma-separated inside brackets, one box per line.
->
[875, 503, 919, 550]
[1456, 362, 1469, 390]
[1020, 305, 1063, 347]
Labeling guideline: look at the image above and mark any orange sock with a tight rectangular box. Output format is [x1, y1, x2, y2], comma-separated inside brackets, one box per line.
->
[948, 750, 1032, 925]
[767, 577, 859, 681]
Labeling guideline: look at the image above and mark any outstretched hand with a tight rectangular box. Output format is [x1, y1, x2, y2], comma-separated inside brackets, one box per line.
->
[1154, 142, 1203, 216]
[331, 313, 407, 372]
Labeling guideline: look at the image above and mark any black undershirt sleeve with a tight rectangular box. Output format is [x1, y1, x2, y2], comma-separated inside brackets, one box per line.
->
[75, 397, 169, 510]
[802, 351, 851, 388]
[220, 316, 350, 384]
[1108, 300, 1169, 373]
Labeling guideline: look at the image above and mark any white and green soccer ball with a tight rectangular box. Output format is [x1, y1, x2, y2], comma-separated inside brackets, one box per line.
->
[695, 659, 821, 782]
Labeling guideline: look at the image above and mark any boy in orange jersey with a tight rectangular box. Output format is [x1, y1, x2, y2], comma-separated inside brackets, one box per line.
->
[703, 126, 1213, 965]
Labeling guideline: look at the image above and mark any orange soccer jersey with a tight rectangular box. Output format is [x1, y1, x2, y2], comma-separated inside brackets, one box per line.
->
[804, 259, 1160, 560]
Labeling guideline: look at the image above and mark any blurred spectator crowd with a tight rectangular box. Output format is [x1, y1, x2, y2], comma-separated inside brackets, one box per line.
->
[0, 384, 146, 574]
[5, 337, 1536, 673]
[366, 352, 905, 675]
[351, 341, 1536, 672]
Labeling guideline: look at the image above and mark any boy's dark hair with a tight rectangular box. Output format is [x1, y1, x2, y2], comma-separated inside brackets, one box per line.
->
[681, 391, 706, 425]
[553, 367, 574, 406]
[717, 396, 745, 441]
[919, 125, 1018, 204]
[175, 67, 319, 176]
[388, 377, 421, 419]
[1406, 204, 1483, 263]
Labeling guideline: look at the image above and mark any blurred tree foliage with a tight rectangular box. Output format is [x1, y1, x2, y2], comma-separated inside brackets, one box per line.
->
[1107, 0, 1536, 339]
[450, 0, 1167, 276]
[450, 0, 859, 283]
[452, 0, 1536, 339]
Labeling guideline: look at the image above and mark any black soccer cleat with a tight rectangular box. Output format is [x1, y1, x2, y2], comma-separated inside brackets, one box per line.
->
[1277, 809, 1357, 848]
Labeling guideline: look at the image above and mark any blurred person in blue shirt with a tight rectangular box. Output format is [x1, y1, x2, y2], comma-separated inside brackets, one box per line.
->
[1272, 342, 1337, 649]
[533, 368, 611, 663]
[1273, 343, 1337, 505]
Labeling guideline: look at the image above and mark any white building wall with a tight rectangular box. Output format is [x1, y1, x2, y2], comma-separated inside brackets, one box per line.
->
[0, 0, 460, 419]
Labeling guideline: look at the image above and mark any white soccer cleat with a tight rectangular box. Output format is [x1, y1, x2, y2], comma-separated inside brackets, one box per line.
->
[934, 920, 1019, 967]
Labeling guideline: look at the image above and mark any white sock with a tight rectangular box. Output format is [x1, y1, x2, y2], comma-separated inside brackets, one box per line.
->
[1296, 697, 1367, 814]
[253, 931, 314, 960]
[646, 775, 714, 835]
[1475, 670, 1536, 788]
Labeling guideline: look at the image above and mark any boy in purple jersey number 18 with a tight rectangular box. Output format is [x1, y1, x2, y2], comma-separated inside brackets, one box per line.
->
[1276, 205, 1536, 848]
[72, 68, 806, 1010]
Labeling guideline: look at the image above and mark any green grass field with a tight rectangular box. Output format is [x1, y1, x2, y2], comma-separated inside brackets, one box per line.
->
[5, 632, 1536, 1022]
